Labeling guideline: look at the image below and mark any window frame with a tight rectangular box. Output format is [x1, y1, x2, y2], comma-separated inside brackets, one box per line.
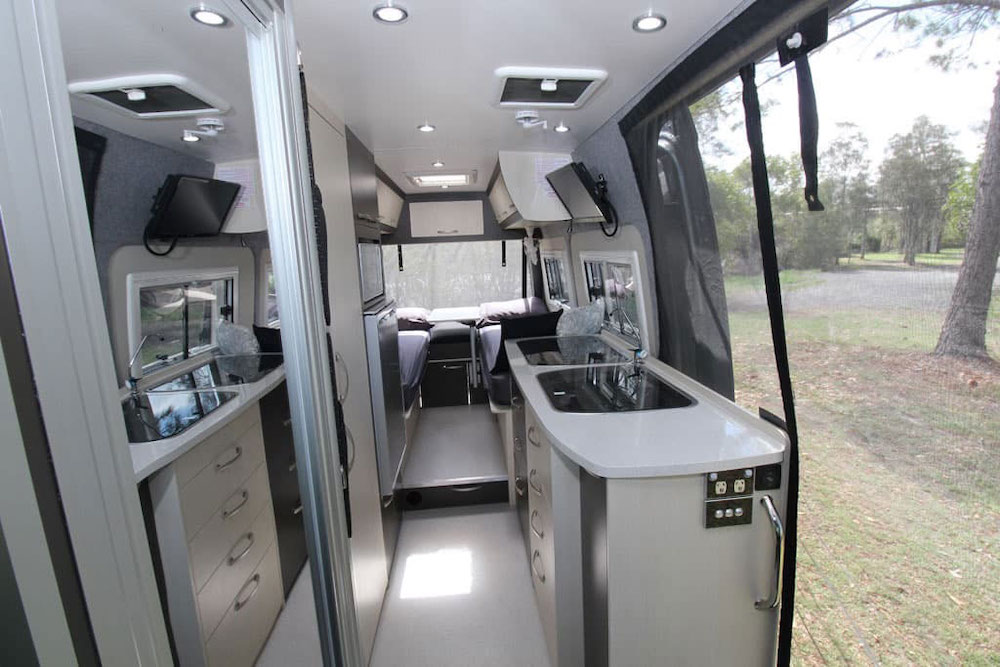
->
[263, 261, 280, 328]
[577, 249, 650, 347]
[540, 249, 575, 309]
[125, 266, 240, 378]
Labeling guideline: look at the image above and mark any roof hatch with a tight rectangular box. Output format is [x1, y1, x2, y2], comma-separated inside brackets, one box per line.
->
[495, 67, 607, 109]
[67, 74, 230, 119]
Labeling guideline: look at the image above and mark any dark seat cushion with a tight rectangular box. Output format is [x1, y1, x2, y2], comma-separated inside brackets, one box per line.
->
[491, 310, 563, 374]
[429, 320, 472, 344]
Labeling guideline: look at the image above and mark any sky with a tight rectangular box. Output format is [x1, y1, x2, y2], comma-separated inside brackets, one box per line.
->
[707, 6, 999, 171]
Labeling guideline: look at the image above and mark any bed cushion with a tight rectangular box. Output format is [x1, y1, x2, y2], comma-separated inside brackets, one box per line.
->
[397, 307, 433, 331]
[489, 310, 563, 374]
[398, 330, 431, 410]
[477, 297, 548, 326]
[429, 320, 472, 344]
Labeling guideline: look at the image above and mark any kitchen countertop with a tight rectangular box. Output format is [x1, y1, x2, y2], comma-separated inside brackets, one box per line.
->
[129, 365, 286, 482]
[507, 335, 788, 479]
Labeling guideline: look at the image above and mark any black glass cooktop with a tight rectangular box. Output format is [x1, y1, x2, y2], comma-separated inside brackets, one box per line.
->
[517, 336, 629, 366]
[537, 365, 694, 413]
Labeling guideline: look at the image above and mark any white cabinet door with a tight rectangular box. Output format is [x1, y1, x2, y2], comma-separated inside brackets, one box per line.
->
[376, 178, 404, 230]
[409, 200, 484, 237]
[488, 173, 518, 224]
[308, 105, 388, 666]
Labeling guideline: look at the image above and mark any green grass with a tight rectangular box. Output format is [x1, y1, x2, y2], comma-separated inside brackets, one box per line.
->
[853, 247, 966, 267]
[724, 269, 824, 294]
[728, 302, 1000, 665]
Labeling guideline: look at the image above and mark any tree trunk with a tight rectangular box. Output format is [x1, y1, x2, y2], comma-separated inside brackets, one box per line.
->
[935, 71, 1000, 359]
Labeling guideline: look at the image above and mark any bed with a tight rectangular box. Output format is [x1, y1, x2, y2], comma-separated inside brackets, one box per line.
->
[398, 330, 430, 411]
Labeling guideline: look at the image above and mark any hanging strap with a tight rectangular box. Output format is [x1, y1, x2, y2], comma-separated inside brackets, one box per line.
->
[740, 63, 800, 667]
[795, 56, 824, 211]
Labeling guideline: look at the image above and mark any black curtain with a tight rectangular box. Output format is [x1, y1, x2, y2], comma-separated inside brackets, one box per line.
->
[624, 106, 735, 399]
[74, 126, 106, 229]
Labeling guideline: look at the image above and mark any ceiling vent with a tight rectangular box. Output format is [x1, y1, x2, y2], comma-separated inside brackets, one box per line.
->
[67, 74, 230, 119]
[495, 67, 607, 109]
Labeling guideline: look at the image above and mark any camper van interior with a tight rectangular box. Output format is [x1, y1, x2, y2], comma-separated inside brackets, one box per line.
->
[2, 0, 999, 665]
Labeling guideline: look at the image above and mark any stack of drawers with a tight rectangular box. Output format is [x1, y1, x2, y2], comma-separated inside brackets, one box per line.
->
[151, 405, 283, 667]
[525, 406, 558, 666]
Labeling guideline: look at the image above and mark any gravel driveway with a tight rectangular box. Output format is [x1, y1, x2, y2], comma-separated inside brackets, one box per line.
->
[728, 266, 1000, 313]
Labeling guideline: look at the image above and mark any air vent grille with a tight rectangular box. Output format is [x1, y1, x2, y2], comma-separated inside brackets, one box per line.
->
[68, 75, 229, 119]
[494, 67, 607, 109]
[90, 86, 213, 115]
[501, 78, 593, 106]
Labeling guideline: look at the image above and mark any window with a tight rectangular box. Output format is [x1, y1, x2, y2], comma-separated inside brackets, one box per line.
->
[382, 240, 522, 309]
[579, 251, 647, 346]
[127, 268, 238, 374]
[264, 263, 279, 328]
[541, 251, 573, 307]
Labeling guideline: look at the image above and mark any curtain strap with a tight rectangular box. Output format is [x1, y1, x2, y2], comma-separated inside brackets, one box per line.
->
[795, 56, 824, 211]
[740, 63, 799, 667]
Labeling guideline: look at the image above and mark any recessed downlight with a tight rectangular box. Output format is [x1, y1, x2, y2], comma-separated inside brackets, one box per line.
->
[373, 2, 408, 24]
[417, 123, 436, 133]
[190, 5, 229, 27]
[441, 185, 450, 189]
[554, 122, 570, 133]
[182, 130, 201, 143]
[432, 160, 445, 168]
[632, 11, 667, 33]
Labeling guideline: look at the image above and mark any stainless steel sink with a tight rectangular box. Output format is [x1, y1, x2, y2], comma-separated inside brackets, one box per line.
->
[517, 335, 628, 366]
[537, 364, 694, 413]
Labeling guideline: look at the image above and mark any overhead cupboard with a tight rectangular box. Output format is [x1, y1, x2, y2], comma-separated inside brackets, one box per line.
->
[408, 199, 484, 238]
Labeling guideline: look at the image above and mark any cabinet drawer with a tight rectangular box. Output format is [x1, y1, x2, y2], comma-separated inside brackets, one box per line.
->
[420, 361, 469, 408]
[181, 423, 266, 539]
[529, 532, 558, 666]
[198, 503, 277, 638]
[175, 406, 261, 487]
[204, 543, 282, 667]
[190, 463, 272, 592]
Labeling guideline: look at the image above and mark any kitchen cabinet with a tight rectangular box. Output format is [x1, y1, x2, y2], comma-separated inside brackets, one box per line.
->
[488, 170, 519, 226]
[409, 200, 484, 237]
[258, 381, 307, 598]
[148, 405, 282, 667]
[376, 178, 404, 231]
[345, 128, 380, 228]
[309, 101, 390, 665]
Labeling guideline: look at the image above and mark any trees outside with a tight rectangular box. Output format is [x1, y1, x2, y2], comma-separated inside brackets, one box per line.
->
[942, 158, 981, 247]
[878, 116, 963, 264]
[822, 124, 876, 258]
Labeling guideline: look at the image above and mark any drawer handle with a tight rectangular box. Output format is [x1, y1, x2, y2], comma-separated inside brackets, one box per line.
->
[293, 501, 303, 516]
[441, 364, 464, 370]
[531, 550, 546, 583]
[227, 532, 255, 566]
[530, 510, 545, 539]
[334, 352, 349, 403]
[528, 469, 543, 497]
[222, 490, 249, 520]
[345, 424, 356, 472]
[437, 229, 460, 235]
[215, 446, 242, 472]
[233, 573, 261, 612]
[452, 484, 483, 493]
[514, 477, 526, 497]
[527, 426, 540, 447]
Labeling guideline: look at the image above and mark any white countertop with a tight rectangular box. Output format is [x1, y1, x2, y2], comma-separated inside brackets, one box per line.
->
[129, 366, 286, 482]
[507, 335, 787, 479]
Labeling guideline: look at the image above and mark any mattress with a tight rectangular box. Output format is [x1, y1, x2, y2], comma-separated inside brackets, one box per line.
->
[398, 330, 430, 410]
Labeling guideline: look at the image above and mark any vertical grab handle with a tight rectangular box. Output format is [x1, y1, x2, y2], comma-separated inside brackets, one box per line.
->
[334, 352, 349, 403]
[755, 494, 784, 610]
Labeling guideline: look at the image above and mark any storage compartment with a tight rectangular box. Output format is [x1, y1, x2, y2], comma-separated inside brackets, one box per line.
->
[376, 178, 404, 231]
[409, 200, 484, 237]
[421, 361, 470, 407]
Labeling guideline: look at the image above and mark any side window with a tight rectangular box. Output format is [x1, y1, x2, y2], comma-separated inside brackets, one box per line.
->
[129, 270, 237, 373]
[541, 253, 572, 307]
[579, 252, 646, 346]
[582, 259, 605, 301]
[265, 264, 279, 328]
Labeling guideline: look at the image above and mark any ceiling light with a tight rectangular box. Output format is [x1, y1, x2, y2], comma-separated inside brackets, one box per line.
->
[554, 122, 570, 133]
[406, 171, 478, 188]
[632, 11, 667, 33]
[182, 130, 201, 143]
[190, 5, 229, 27]
[417, 123, 436, 133]
[441, 185, 449, 189]
[540, 79, 558, 93]
[373, 2, 408, 24]
[432, 160, 444, 168]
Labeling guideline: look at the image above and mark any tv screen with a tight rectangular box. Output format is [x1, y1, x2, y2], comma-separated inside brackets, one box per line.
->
[545, 162, 607, 224]
[146, 175, 241, 239]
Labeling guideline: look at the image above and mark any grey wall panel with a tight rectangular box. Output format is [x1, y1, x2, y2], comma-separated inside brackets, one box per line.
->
[73, 119, 270, 322]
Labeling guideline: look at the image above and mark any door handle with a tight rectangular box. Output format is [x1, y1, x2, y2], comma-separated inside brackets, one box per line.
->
[755, 495, 785, 611]
[345, 424, 356, 472]
[334, 352, 349, 402]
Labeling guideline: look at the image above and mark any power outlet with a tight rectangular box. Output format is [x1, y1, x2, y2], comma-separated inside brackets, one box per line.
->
[715, 481, 728, 495]
[734, 478, 746, 494]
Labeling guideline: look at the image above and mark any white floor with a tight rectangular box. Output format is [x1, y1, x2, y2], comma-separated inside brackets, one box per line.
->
[370, 504, 550, 667]
[400, 404, 507, 488]
[256, 504, 549, 667]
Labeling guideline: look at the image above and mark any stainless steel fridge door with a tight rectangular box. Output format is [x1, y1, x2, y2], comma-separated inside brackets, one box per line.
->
[364, 304, 407, 496]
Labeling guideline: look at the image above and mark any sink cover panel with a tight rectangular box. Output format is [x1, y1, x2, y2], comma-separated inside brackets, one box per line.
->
[537, 366, 694, 413]
[517, 336, 628, 366]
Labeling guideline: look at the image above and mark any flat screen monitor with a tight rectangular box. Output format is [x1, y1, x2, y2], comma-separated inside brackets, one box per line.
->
[545, 162, 607, 224]
[146, 175, 241, 239]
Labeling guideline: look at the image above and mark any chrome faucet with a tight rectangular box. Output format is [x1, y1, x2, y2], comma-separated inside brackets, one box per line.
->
[611, 299, 646, 367]
[126, 335, 151, 399]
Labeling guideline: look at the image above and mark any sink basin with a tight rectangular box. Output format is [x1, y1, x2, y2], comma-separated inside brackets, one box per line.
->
[537, 365, 694, 413]
[517, 336, 628, 366]
[124, 353, 282, 442]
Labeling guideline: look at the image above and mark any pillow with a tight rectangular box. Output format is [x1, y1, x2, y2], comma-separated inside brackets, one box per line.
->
[555, 297, 605, 337]
[477, 297, 548, 326]
[253, 325, 283, 354]
[396, 307, 433, 331]
[492, 310, 563, 374]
